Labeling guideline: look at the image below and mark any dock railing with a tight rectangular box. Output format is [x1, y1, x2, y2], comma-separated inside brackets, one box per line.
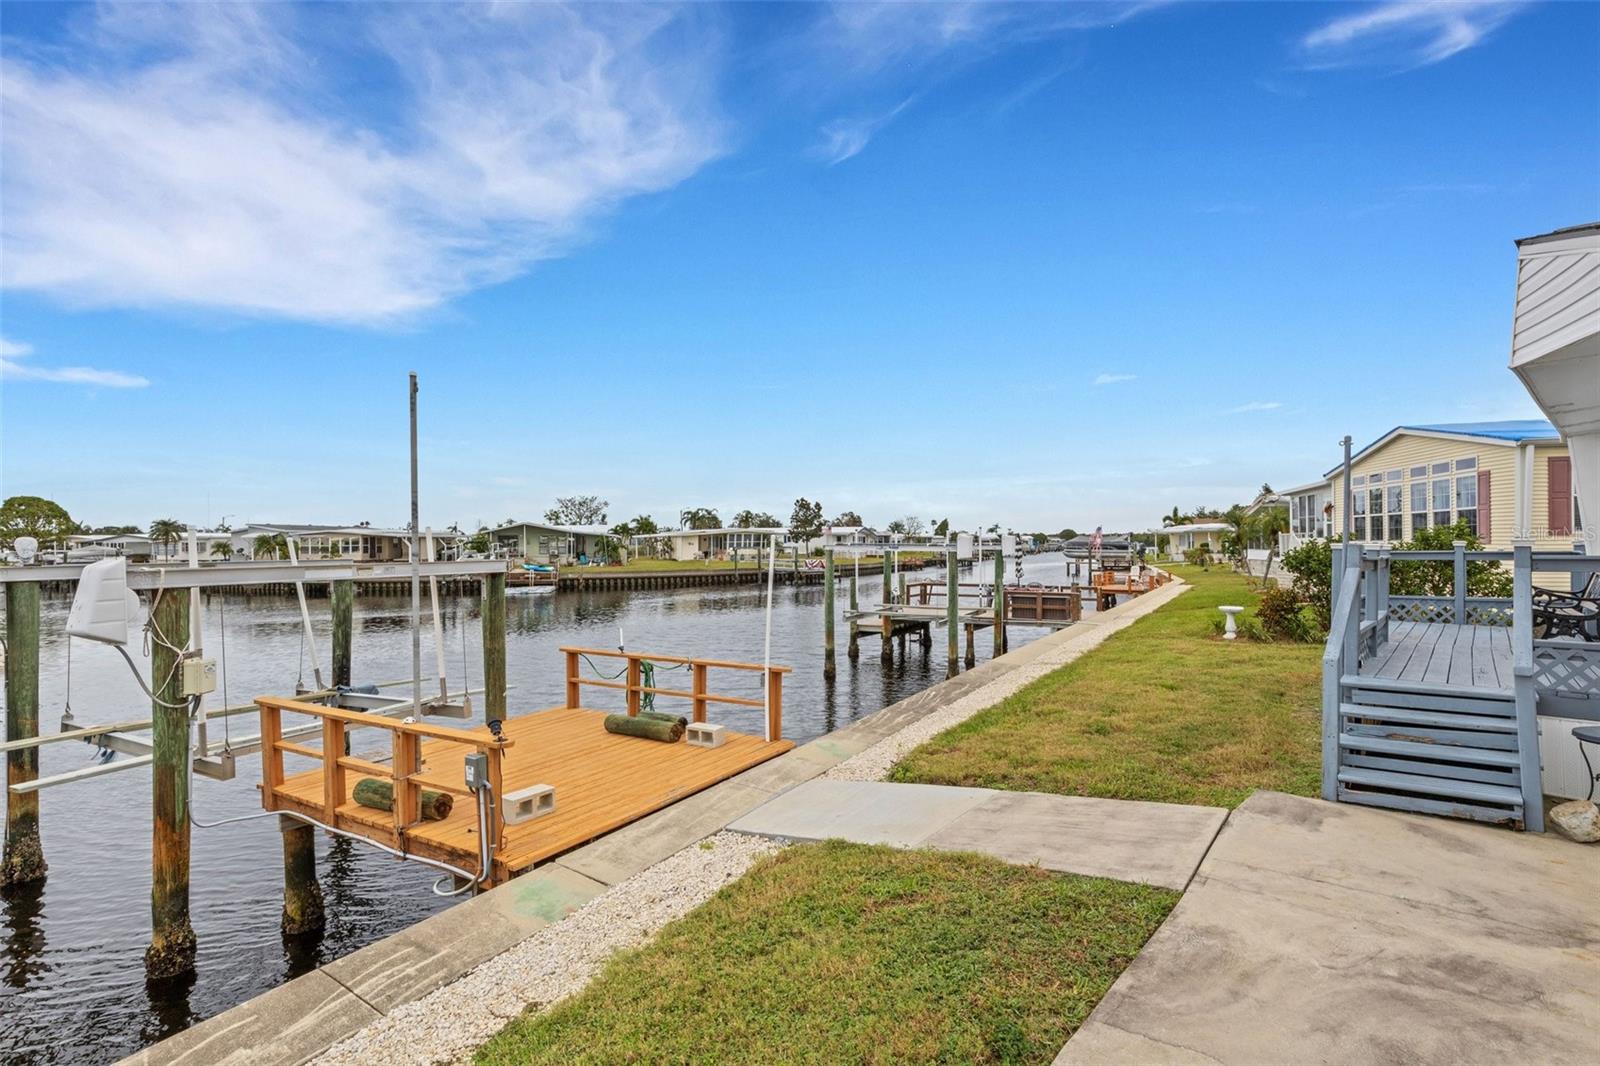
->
[560, 647, 791, 741]
[256, 696, 512, 850]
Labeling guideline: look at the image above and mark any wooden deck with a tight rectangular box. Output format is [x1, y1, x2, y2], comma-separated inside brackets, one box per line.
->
[269, 705, 793, 883]
[1359, 621, 1514, 691]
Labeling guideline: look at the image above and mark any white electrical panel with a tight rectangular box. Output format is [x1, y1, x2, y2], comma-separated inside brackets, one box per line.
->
[181, 658, 217, 697]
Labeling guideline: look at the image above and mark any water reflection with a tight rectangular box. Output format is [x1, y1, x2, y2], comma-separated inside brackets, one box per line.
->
[1, 882, 49, 990]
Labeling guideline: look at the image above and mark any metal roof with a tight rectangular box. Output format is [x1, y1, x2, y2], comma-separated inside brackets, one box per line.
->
[1399, 420, 1559, 442]
[1323, 419, 1560, 476]
[1515, 221, 1600, 247]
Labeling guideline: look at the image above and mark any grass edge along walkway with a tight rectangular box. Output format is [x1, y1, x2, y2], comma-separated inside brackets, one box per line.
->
[890, 565, 1322, 808]
[476, 841, 1177, 1066]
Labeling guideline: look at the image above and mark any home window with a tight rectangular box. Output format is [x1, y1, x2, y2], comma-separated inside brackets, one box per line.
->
[1411, 482, 1428, 534]
[1456, 474, 1478, 536]
[1432, 477, 1451, 528]
[1387, 486, 1403, 541]
[1353, 487, 1366, 541]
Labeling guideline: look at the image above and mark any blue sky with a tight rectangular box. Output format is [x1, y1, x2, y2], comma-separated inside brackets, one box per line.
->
[2, 1, 1596, 534]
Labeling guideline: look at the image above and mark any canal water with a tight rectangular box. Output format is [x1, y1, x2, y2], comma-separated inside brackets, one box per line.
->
[1, 554, 1086, 1063]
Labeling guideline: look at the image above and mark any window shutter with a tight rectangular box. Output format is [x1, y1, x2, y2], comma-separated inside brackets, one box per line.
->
[1548, 456, 1573, 537]
[1477, 470, 1491, 543]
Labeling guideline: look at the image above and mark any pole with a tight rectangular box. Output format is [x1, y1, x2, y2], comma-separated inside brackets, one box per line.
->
[848, 571, 859, 659]
[993, 549, 1006, 655]
[762, 535, 776, 741]
[946, 547, 959, 678]
[147, 587, 195, 978]
[3, 581, 45, 885]
[823, 548, 836, 679]
[881, 550, 892, 607]
[1341, 435, 1353, 543]
[280, 815, 324, 935]
[482, 571, 507, 724]
[331, 579, 354, 689]
[410, 372, 422, 716]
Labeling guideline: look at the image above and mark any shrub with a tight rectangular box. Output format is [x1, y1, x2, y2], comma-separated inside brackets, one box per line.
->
[1183, 547, 1212, 567]
[1282, 538, 1334, 634]
[1255, 585, 1318, 643]
[1387, 520, 1513, 598]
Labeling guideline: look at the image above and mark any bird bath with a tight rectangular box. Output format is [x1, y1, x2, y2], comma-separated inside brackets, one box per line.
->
[1218, 605, 1244, 639]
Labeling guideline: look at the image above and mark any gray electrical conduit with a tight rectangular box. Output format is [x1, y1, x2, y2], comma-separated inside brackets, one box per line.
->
[181, 697, 493, 897]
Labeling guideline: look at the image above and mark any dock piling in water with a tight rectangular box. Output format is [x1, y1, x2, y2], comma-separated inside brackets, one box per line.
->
[331, 579, 354, 689]
[945, 549, 959, 677]
[279, 816, 324, 936]
[823, 549, 836, 679]
[993, 551, 1006, 654]
[482, 572, 507, 724]
[3, 580, 46, 886]
[146, 587, 196, 978]
[847, 573, 859, 659]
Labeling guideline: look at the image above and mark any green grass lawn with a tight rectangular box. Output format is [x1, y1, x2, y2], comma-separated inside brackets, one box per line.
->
[890, 565, 1322, 807]
[477, 841, 1176, 1066]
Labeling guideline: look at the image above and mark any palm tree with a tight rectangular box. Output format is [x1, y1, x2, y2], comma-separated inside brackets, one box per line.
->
[148, 518, 182, 560]
[252, 532, 289, 560]
[210, 540, 234, 559]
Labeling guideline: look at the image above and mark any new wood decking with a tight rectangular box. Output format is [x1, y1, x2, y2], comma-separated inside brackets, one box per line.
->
[268, 705, 793, 883]
[1359, 621, 1514, 691]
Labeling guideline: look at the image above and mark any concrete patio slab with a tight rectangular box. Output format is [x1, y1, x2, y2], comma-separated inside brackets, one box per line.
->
[921, 791, 1228, 891]
[728, 779, 994, 846]
[1058, 791, 1600, 1066]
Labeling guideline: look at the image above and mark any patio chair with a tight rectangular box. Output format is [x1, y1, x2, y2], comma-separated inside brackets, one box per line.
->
[1532, 571, 1600, 642]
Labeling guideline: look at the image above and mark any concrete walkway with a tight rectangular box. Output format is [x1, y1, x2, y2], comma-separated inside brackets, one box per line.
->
[728, 779, 1228, 891]
[1058, 791, 1600, 1065]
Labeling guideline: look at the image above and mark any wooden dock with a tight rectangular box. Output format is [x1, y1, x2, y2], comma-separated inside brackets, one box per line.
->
[257, 648, 793, 886]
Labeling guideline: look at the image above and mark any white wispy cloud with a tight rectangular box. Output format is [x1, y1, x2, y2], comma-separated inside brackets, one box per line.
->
[813, 98, 914, 165]
[1094, 372, 1137, 386]
[0, 3, 724, 325]
[809, 2, 1162, 163]
[1227, 401, 1283, 413]
[0, 336, 150, 388]
[1300, 1, 1527, 70]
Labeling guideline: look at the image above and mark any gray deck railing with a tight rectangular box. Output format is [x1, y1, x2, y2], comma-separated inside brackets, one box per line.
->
[1322, 541, 1600, 832]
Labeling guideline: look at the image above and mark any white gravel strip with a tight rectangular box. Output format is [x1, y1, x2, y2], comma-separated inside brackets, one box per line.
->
[313, 830, 784, 1066]
[825, 579, 1186, 783]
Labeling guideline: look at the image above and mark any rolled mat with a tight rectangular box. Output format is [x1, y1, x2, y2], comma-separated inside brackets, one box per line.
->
[604, 713, 685, 742]
[352, 777, 454, 821]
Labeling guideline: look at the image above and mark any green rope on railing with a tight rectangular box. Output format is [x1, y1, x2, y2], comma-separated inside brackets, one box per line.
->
[579, 654, 690, 714]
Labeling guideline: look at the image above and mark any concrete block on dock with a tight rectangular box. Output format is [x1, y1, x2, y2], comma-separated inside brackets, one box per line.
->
[686, 722, 725, 748]
[504, 784, 556, 824]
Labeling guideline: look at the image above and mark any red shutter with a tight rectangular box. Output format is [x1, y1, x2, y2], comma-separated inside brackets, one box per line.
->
[1549, 456, 1573, 537]
[1477, 470, 1491, 543]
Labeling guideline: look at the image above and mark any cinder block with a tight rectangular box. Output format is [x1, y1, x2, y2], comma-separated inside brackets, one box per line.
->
[686, 722, 726, 748]
[504, 784, 556, 824]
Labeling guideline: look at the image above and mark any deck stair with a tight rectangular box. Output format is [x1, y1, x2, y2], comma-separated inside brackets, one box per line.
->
[1334, 671, 1525, 824]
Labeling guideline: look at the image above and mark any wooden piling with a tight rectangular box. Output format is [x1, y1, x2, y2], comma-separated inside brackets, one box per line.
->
[279, 816, 324, 935]
[992, 552, 1006, 655]
[146, 586, 196, 978]
[847, 573, 859, 659]
[482, 572, 507, 725]
[881, 554, 892, 606]
[945, 550, 959, 678]
[880, 615, 894, 664]
[3, 580, 46, 886]
[964, 623, 976, 668]
[330, 579, 354, 689]
[823, 549, 836, 679]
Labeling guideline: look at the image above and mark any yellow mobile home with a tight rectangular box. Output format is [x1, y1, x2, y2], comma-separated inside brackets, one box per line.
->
[1322, 421, 1577, 551]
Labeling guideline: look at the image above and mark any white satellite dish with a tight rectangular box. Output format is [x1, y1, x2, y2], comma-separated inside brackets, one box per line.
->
[66, 557, 140, 646]
[14, 536, 38, 565]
